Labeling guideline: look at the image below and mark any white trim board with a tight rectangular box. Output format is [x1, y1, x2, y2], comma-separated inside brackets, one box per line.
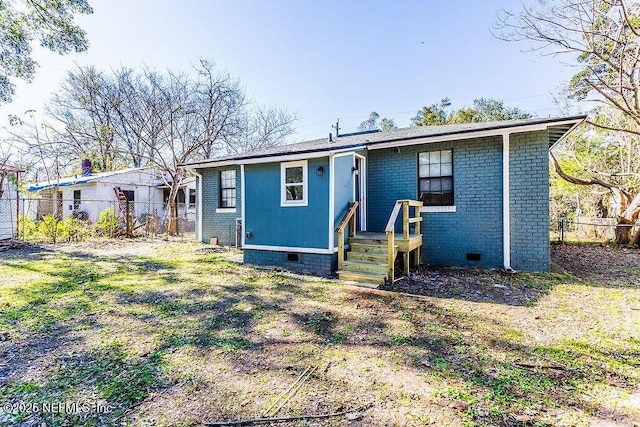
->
[280, 159, 308, 207]
[242, 244, 334, 255]
[240, 164, 246, 248]
[421, 205, 456, 213]
[192, 170, 203, 241]
[502, 133, 512, 270]
[354, 153, 367, 231]
[328, 154, 335, 253]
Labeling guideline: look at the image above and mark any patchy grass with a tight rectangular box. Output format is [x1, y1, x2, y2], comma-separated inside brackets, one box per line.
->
[0, 240, 638, 426]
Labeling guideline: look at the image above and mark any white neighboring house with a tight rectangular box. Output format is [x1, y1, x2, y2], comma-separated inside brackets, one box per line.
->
[0, 164, 25, 240]
[27, 166, 197, 229]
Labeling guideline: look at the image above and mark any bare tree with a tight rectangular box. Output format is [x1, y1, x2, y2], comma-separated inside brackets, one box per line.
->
[496, 0, 640, 244]
[230, 106, 298, 154]
[46, 66, 123, 171]
[6, 110, 60, 182]
[30, 60, 298, 234]
[0, 154, 10, 199]
[496, 0, 640, 133]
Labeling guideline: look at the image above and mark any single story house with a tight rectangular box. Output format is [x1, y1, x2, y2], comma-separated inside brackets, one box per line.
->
[0, 164, 25, 240]
[183, 115, 585, 283]
[27, 164, 197, 230]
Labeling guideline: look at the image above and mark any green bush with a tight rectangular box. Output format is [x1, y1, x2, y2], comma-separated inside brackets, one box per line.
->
[96, 208, 120, 236]
[59, 215, 87, 242]
[18, 213, 95, 243]
[17, 214, 38, 240]
[38, 214, 60, 243]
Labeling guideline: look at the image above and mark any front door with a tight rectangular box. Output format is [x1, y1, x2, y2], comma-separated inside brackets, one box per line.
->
[354, 155, 366, 231]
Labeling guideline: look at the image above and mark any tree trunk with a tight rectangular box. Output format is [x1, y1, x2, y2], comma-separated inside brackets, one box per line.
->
[550, 151, 640, 245]
[615, 217, 633, 244]
[168, 198, 176, 235]
[629, 226, 640, 246]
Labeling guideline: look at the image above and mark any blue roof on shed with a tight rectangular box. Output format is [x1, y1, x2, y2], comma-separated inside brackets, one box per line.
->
[28, 168, 149, 191]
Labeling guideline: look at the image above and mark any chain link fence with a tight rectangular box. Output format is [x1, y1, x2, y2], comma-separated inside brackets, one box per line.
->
[1, 197, 196, 242]
[551, 217, 637, 243]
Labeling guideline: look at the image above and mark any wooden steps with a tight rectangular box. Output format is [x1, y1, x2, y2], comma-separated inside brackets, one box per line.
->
[335, 200, 423, 286]
[338, 237, 397, 285]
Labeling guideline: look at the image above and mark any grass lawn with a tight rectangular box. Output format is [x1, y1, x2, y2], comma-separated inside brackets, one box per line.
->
[0, 240, 638, 426]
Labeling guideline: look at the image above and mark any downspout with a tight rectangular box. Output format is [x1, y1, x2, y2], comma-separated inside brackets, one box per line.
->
[502, 133, 513, 271]
[192, 170, 203, 242]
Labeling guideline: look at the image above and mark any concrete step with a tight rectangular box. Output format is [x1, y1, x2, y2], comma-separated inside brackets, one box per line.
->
[342, 260, 388, 275]
[337, 270, 386, 285]
[347, 251, 388, 263]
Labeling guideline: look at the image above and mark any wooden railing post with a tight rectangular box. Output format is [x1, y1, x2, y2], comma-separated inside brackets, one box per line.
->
[402, 201, 409, 240]
[414, 201, 423, 266]
[386, 230, 394, 282]
[349, 208, 356, 238]
[337, 228, 345, 271]
[402, 201, 409, 273]
[335, 201, 359, 272]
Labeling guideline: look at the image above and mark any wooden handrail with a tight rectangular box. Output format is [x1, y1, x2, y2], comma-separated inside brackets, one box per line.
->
[336, 201, 359, 233]
[397, 199, 423, 207]
[384, 199, 423, 283]
[384, 202, 402, 232]
[336, 201, 359, 271]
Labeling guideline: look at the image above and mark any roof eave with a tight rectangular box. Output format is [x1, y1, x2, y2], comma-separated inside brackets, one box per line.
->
[181, 144, 367, 169]
[181, 115, 587, 169]
[368, 116, 586, 151]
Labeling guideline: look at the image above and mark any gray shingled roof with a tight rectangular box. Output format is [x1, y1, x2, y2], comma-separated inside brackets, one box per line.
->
[182, 115, 585, 168]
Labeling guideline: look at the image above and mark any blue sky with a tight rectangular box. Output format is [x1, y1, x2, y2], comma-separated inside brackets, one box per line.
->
[0, 0, 579, 143]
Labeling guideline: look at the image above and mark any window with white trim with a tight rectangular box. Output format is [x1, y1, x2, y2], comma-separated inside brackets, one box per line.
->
[220, 170, 236, 208]
[418, 149, 453, 206]
[281, 160, 308, 207]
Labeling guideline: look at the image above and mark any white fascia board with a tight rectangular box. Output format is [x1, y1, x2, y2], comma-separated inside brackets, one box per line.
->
[328, 154, 335, 252]
[242, 244, 334, 255]
[367, 121, 582, 151]
[183, 160, 238, 170]
[239, 147, 360, 165]
[332, 151, 356, 159]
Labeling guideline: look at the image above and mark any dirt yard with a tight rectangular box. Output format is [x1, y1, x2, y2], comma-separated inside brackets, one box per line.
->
[0, 240, 638, 427]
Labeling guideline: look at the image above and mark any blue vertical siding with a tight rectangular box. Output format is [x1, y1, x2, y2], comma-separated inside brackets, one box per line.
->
[333, 154, 354, 246]
[244, 157, 330, 249]
[197, 130, 550, 273]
